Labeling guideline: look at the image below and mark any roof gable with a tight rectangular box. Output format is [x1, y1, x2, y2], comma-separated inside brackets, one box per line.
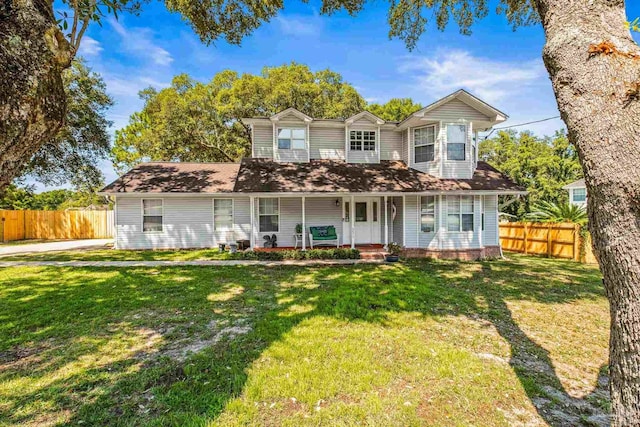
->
[398, 89, 507, 129]
[345, 111, 385, 125]
[270, 107, 313, 123]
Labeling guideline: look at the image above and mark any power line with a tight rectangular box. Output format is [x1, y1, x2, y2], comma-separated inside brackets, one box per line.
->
[483, 115, 561, 139]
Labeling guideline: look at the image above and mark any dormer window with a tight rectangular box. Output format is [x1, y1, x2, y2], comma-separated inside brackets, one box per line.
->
[350, 130, 376, 151]
[446, 124, 467, 161]
[414, 126, 435, 163]
[278, 128, 306, 150]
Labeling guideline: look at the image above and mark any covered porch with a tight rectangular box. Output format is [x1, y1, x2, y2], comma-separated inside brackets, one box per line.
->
[247, 195, 403, 250]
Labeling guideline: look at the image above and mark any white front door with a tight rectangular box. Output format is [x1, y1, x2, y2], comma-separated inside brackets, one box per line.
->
[344, 197, 381, 244]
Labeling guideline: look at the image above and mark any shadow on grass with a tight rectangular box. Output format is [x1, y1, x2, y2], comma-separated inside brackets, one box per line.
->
[0, 254, 608, 426]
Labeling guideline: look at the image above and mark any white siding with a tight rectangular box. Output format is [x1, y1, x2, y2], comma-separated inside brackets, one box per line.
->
[439, 195, 481, 249]
[115, 196, 254, 250]
[380, 130, 402, 160]
[482, 195, 499, 246]
[253, 125, 273, 159]
[401, 129, 409, 164]
[422, 98, 491, 122]
[309, 127, 345, 160]
[404, 196, 419, 248]
[305, 197, 344, 245]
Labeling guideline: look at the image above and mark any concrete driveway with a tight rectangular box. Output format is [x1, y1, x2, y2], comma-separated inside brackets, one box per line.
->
[0, 239, 113, 257]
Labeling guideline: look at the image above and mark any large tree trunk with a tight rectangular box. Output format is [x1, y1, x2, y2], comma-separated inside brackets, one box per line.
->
[535, 0, 640, 425]
[0, 0, 72, 191]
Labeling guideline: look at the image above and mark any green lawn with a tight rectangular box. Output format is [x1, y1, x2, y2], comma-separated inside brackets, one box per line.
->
[0, 248, 233, 261]
[0, 255, 609, 426]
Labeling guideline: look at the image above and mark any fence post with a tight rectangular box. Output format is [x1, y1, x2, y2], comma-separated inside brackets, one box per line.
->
[523, 223, 528, 254]
[547, 224, 553, 258]
[574, 224, 581, 262]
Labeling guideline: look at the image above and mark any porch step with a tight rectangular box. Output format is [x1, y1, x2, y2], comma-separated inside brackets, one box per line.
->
[359, 251, 388, 260]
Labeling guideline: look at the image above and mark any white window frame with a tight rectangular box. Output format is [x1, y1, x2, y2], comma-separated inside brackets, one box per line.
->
[349, 130, 376, 151]
[447, 195, 474, 232]
[141, 198, 163, 233]
[573, 188, 587, 202]
[446, 124, 467, 161]
[213, 198, 234, 232]
[258, 198, 280, 233]
[420, 196, 436, 233]
[277, 127, 306, 150]
[414, 125, 436, 163]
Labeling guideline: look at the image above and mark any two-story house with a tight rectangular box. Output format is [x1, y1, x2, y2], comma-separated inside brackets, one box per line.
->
[101, 89, 525, 259]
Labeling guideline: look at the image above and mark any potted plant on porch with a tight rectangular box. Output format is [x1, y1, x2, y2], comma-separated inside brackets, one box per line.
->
[385, 242, 402, 262]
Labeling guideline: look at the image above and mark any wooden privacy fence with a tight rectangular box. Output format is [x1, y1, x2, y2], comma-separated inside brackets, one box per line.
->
[0, 210, 114, 242]
[499, 222, 597, 264]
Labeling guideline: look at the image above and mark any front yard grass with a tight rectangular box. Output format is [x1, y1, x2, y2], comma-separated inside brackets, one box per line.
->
[0, 255, 608, 426]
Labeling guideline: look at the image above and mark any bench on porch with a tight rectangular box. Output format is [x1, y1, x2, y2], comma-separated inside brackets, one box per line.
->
[308, 226, 340, 249]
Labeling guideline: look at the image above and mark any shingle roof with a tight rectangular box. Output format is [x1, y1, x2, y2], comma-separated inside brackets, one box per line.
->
[101, 159, 525, 194]
[101, 162, 241, 193]
[562, 179, 585, 189]
[233, 159, 525, 193]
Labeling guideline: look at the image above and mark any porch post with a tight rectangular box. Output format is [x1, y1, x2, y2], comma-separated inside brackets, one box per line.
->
[302, 196, 306, 250]
[350, 195, 355, 249]
[384, 195, 389, 249]
[402, 195, 406, 247]
[249, 196, 255, 249]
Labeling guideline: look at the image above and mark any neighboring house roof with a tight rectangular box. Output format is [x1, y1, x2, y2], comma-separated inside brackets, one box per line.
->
[102, 160, 525, 194]
[562, 179, 586, 190]
[101, 162, 241, 193]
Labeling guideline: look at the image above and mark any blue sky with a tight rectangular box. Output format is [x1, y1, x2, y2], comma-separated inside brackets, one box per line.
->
[68, 1, 640, 187]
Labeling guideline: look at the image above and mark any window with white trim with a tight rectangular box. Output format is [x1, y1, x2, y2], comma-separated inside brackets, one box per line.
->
[420, 196, 436, 233]
[446, 124, 466, 161]
[573, 188, 586, 202]
[277, 128, 306, 150]
[349, 130, 376, 151]
[414, 126, 435, 163]
[259, 198, 279, 232]
[142, 199, 163, 232]
[447, 195, 474, 232]
[213, 199, 233, 231]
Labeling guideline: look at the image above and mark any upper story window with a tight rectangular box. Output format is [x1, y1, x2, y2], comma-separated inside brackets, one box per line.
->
[573, 188, 587, 202]
[277, 128, 306, 150]
[446, 124, 466, 161]
[350, 130, 376, 151]
[142, 199, 163, 232]
[414, 126, 435, 163]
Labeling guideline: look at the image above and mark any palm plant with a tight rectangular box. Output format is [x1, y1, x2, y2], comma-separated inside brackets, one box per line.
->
[526, 200, 588, 225]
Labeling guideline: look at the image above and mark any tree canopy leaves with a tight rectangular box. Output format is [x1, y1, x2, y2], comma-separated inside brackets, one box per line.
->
[479, 130, 582, 218]
[22, 59, 113, 189]
[367, 98, 423, 121]
[112, 63, 366, 171]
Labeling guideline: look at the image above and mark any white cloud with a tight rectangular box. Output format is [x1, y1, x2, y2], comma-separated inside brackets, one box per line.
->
[276, 14, 322, 36]
[78, 36, 103, 57]
[399, 50, 546, 104]
[103, 75, 169, 97]
[109, 19, 173, 66]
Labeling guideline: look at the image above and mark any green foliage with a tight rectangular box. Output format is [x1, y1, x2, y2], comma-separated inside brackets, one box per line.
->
[367, 98, 423, 121]
[23, 59, 113, 188]
[112, 64, 366, 171]
[479, 130, 583, 218]
[387, 242, 402, 256]
[526, 200, 588, 225]
[232, 248, 361, 261]
[627, 18, 640, 32]
[0, 184, 109, 210]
